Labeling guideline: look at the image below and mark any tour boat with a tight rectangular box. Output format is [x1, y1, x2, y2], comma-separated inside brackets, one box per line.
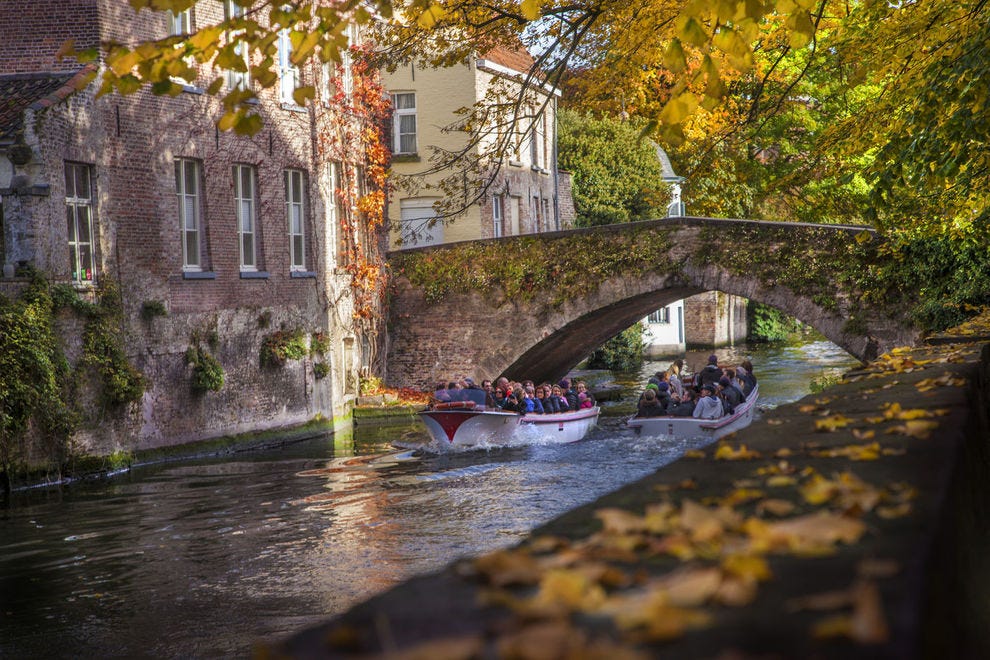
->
[418, 389, 600, 447]
[626, 385, 759, 441]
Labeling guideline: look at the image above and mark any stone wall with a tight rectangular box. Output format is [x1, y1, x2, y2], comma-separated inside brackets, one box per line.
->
[683, 291, 748, 349]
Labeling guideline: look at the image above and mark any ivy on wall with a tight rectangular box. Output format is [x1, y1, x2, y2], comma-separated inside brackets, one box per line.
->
[0, 272, 144, 490]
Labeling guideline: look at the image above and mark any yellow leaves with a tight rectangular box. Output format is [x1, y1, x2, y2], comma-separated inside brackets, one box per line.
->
[785, 10, 815, 48]
[474, 548, 541, 587]
[885, 419, 939, 440]
[660, 92, 699, 125]
[519, 0, 542, 22]
[530, 568, 607, 614]
[915, 372, 967, 392]
[662, 39, 687, 74]
[814, 414, 853, 432]
[416, 3, 446, 28]
[676, 15, 710, 48]
[754, 512, 866, 555]
[683, 449, 706, 459]
[714, 443, 762, 460]
[810, 581, 890, 644]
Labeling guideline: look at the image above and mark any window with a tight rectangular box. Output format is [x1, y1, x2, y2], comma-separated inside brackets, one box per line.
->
[329, 161, 343, 263]
[167, 8, 192, 36]
[492, 194, 503, 238]
[648, 307, 671, 324]
[391, 93, 417, 154]
[225, 1, 251, 91]
[65, 163, 95, 284]
[233, 164, 257, 270]
[175, 159, 202, 270]
[530, 109, 546, 169]
[340, 22, 359, 99]
[277, 27, 300, 104]
[285, 169, 306, 270]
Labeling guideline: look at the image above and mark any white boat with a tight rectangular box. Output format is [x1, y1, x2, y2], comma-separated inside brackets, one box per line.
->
[418, 389, 600, 447]
[626, 385, 759, 440]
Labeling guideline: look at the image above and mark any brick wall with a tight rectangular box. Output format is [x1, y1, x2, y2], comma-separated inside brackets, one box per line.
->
[1, 0, 381, 454]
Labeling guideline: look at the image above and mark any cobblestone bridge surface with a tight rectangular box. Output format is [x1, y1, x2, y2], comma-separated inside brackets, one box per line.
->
[275, 333, 990, 658]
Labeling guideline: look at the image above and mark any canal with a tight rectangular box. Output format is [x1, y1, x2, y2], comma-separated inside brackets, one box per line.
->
[0, 340, 858, 658]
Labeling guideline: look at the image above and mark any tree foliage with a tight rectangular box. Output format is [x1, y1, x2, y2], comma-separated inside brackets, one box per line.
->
[557, 110, 670, 226]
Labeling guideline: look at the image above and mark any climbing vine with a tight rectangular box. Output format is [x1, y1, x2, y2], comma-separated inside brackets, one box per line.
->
[317, 46, 391, 372]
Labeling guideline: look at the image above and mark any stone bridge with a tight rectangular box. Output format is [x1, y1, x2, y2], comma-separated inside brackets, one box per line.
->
[385, 217, 921, 389]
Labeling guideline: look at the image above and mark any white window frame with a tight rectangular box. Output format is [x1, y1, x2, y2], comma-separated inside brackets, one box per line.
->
[492, 194, 503, 238]
[277, 27, 300, 104]
[648, 307, 671, 324]
[65, 162, 95, 284]
[167, 8, 192, 36]
[391, 92, 417, 154]
[225, 0, 251, 91]
[175, 158, 202, 271]
[340, 22, 359, 99]
[531, 109, 546, 169]
[233, 164, 258, 270]
[285, 169, 306, 270]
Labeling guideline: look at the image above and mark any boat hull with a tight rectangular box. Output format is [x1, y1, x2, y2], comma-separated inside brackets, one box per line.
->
[627, 386, 759, 441]
[418, 407, 600, 447]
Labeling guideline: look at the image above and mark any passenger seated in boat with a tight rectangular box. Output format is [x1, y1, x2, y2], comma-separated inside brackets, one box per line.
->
[655, 381, 673, 410]
[492, 386, 508, 409]
[693, 384, 723, 419]
[434, 382, 451, 403]
[550, 384, 570, 412]
[719, 376, 745, 411]
[537, 385, 559, 413]
[737, 361, 757, 395]
[575, 381, 596, 407]
[669, 389, 696, 416]
[697, 355, 723, 389]
[524, 385, 544, 414]
[636, 388, 667, 417]
[559, 378, 580, 411]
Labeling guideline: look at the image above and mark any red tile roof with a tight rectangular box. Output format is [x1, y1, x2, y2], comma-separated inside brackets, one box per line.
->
[482, 44, 535, 75]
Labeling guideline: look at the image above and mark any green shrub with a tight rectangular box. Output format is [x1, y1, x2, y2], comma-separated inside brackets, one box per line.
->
[186, 345, 225, 392]
[586, 324, 645, 371]
[141, 300, 168, 321]
[313, 362, 329, 379]
[260, 329, 308, 367]
[310, 331, 330, 356]
[747, 302, 805, 343]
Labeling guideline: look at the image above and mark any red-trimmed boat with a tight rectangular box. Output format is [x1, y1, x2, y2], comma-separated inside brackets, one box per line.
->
[418, 389, 600, 447]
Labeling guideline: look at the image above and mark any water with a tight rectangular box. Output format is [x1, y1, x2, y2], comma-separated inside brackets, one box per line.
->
[0, 340, 858, 658]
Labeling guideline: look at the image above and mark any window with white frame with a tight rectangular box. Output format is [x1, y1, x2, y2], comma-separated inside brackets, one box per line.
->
[277, 26, 300, 104]
[233, 164, 258, 269]
[340, 22, 359, 99]
[225, 0, 251, 91]
[391, 93, 417, 154]
[285, 169, 306, 270]
[175, 158, 202, 270]
[492, 194, 503, 237]
[648, 307, 671, 324]
[65, 162, 95, 284]
[167, 8, 192, 36]
[530, 109, 546, 169]
[329, 160, 346, 264]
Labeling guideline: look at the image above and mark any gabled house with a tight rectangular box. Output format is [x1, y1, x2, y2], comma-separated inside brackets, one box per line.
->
[0, 1, 384, 459]
[383, 44, 574, 247]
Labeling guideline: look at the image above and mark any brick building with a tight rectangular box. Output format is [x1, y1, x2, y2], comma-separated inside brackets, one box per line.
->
[0, 1, 382, 454]
[383, 45, 574, 247]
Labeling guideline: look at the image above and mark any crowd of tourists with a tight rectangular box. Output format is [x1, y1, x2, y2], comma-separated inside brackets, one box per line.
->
[432, 376, 596, 414]
[635, 356, 757, 420]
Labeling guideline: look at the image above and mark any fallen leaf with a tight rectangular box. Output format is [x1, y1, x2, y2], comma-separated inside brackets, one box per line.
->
[815, 415, 853, 432]
[721, 554, 772, 582]
[714, 443, 762, 460]
[683, 449, 707, 459]
[852, 429, 876, 441]
[757, 499, 796, 517]
[885, 419, 939, 440]
[850, 580, 890, 643]
[496, 621, 585, 660]
[474, 549, 542, 587]
[876, 503, 912, 519]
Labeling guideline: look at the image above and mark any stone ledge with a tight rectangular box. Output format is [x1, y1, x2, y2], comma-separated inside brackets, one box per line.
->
[273, 341, 990, 658]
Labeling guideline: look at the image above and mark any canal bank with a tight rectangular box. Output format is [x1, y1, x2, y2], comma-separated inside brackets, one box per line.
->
[275, 336, 990, 658]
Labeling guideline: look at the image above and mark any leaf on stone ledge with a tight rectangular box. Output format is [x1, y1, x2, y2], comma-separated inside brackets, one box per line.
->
[885, 419, 939, 439]
[815, 415, 853, 432]
[757, 498, 797, 516]
[474, 548, 542, 587]
[714, 443, 762, 460]
[684, 449, 707, 459]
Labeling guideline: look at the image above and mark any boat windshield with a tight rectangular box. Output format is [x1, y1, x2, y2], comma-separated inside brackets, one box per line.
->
[432, 388, 487, 407]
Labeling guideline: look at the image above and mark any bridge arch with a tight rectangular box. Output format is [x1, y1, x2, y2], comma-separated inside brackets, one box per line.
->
[385, 218, 920, 389]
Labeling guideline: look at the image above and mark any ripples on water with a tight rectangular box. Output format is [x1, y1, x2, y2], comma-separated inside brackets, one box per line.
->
[0, 340, 859, 658]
